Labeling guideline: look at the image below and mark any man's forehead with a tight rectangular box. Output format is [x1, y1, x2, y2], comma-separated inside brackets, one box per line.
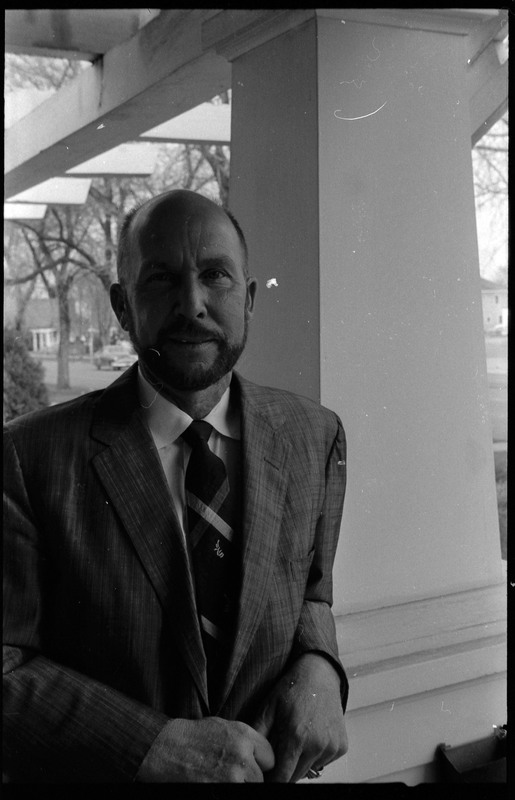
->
[133, 194, 236, 249]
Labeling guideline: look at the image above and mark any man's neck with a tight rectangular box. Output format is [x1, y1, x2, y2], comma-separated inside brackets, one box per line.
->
[140, 364, 232, 419]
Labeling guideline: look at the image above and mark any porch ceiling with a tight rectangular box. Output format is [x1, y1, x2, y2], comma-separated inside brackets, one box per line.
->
[4, 8, 508, 201]
[4, 9, 161, 60]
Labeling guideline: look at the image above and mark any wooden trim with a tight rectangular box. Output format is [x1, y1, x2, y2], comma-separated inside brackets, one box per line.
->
[202, 9, 315, 61]
[467, 10, 508, 66]
[4, 9, 228, 198]
[139, 103, 230, 146]
[346, 638, 506, 711]
[8, 177, 92, 205]
[335, 583, 507, 711]
[5, 9, 143, 59]
[469, 51, 508, 145]
[333, 672, 506, 782]
[315, 7, 500, 35]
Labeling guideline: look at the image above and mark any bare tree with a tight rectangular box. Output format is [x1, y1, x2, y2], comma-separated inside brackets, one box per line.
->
[5, 53, 89, 92]
[4, 143, 231, 389]
[472, 113, 508, 285]
[6, 205, 114, 389]
[4, 225, 38, 331]
[5, 53, 232, 391]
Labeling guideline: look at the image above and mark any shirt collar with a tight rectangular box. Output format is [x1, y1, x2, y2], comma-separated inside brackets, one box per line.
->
[137, 367, 240, 448]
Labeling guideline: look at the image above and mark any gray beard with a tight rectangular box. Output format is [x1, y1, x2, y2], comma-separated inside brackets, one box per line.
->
[124, 308, 249, 392]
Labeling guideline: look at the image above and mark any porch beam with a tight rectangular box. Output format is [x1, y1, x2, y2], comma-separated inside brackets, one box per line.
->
[7, 177, 92, 206]
[469, 44, 508, 145]
[139, 102, 231, 145]
[4, 9, 230, 199]
[4, 9, 158, 60]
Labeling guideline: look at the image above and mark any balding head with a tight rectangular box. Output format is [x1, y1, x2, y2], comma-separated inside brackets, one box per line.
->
[109, 187, 257, 400]
[117, 190, 248, 288]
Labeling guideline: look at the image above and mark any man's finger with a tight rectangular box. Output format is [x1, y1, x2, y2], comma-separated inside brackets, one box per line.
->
[252, 703, 275, 738]
[266, 739, 301, 783]
[243, 760, 265, 783]
[292, 755, 320, 783]
[250, 728, 275, 773]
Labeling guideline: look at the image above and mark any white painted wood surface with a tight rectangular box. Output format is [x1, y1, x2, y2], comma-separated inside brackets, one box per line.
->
[4, 203, 47, 220]
[4, 9, 229, 197]
[66, 143, 160, 177]
[7, 177, 92, 205]
[140, 103, 230, 145]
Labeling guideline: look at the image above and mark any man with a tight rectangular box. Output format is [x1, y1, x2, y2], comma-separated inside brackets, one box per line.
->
[4, 190, 348, 783]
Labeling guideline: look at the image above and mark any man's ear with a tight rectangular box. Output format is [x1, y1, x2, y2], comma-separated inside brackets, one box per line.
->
[110, 283, 129, 331]
[246, 277, 258, 317]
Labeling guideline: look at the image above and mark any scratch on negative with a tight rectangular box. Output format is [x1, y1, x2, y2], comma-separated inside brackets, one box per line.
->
[367, 38, 381, 62]
[340, 79, 366, 89]
[334, 101, 387, 121]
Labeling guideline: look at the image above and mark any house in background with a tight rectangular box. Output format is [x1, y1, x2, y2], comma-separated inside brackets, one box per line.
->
[24, 297, 59, 353]
[481, 277, 508, 333]
[2, 292, 60, 353]
[4, 288, 115, 355]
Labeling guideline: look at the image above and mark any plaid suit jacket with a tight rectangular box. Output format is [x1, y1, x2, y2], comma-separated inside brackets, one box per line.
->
[3, 366, 347, 782]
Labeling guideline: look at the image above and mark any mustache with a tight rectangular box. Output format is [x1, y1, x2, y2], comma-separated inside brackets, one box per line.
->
[154, 322, 224, 345]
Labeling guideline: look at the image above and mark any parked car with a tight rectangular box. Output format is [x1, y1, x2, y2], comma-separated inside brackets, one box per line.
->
[491, 323, 508, 337]
[93, 344, 137, 370]
[111, 351, 139, 371]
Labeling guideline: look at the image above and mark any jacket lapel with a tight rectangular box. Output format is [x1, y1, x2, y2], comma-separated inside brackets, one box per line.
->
[88, 367, 292, 712]
[218, 375, 291, 708]
[90, 366, 208, 708]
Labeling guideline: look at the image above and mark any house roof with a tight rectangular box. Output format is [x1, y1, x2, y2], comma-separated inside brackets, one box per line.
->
[24, 297, 58, 329]
[481, 277, 506, 291]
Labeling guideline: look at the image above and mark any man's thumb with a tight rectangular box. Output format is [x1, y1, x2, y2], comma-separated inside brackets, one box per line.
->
[252, 703, 274, 738]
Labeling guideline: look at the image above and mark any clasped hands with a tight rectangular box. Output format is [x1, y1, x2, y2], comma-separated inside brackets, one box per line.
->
[137, 653, 348, 782]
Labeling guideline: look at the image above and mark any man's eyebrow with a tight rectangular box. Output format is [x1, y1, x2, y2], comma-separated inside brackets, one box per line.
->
[199, 255, 236, 269]
[137, 256, 237, 274]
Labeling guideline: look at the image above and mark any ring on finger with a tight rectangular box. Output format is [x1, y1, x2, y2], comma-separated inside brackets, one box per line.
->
[306, 767, 324, 779]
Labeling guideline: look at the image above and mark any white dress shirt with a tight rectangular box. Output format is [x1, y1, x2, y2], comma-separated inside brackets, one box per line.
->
[137, 368, 241, 542]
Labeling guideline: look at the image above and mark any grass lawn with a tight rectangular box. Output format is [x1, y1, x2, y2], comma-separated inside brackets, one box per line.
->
[39, 357, 119, 406]
[494, 450, 507, 560]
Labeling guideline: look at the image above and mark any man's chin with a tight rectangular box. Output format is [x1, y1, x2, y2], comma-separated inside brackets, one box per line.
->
[130, 329, 247, 393]
[162, 367, 224, 392]
[140, 353, 235, 393]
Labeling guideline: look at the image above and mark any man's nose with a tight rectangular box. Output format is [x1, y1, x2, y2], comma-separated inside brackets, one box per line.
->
[174, 277, 206, 319]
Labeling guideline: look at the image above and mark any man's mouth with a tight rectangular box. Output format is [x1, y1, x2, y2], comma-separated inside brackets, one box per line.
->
[168, 336, 216, 346]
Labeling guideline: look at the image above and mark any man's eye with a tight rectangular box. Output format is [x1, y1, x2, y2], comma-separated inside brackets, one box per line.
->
[147, 273, 171, 283]
[204, 269, 229, 281]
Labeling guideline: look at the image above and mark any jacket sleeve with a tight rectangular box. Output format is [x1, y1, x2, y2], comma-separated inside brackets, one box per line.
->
[3, 428, 168, 783]
[288, 415, 349, 712]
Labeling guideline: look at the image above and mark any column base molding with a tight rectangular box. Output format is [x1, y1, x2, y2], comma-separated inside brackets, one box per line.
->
[336, 581, 506, 710]
[324, 582, 507, 782]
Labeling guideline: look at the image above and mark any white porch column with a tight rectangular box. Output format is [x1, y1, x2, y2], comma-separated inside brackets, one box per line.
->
[226, 10, 506, 783]
[315, 12, 503, 608]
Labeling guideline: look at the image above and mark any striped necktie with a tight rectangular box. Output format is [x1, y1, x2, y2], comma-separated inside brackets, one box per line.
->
[181, 420, 240, 708]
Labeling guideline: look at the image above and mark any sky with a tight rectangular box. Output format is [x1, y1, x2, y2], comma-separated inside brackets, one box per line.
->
[475, 192, 508, 284]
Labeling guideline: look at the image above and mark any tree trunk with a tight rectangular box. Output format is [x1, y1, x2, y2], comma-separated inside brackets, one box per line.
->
[93, 280, 113, 347]
[198, 145, 230, 205]
[13, 279, 36, 331]
[56, 283, 71, 390]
